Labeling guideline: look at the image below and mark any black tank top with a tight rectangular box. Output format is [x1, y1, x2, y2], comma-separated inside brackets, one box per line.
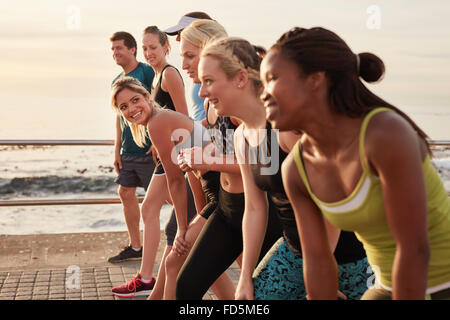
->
[245, 122, 300, 255]
[152, 64, 182, 111]
[245, 122, 366, 263]
[206, 103, 237, 155]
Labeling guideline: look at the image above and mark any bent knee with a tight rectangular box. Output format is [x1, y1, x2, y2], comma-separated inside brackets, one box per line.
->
[141, 208, 159, 225]
[141, 195, 162, 215]
[165, 251, 184, 275]
[118, 186, 136, 200]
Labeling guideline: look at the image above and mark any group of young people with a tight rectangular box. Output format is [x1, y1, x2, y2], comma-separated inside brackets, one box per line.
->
[108, 12, 450, 300]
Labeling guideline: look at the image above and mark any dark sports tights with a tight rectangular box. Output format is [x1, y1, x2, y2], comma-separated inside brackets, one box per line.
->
[176, 187, 282, 300]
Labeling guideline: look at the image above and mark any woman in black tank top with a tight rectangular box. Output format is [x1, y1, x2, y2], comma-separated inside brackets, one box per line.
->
[152, 64, 181, 112]
[175, 99, 283, 300]
[150, 63, 187, 175]
[143, 27, 188, 177]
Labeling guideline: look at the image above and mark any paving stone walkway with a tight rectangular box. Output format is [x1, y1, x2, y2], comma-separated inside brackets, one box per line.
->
[0, 231, 239, 300]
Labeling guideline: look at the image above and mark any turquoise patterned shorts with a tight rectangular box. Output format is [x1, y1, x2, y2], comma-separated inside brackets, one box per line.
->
[253, 238, 370, 300]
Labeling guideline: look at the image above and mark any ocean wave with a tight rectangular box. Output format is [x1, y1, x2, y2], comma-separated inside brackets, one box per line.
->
[0, 175, 117, 198]
[89, 218, 124, 229]
[433, 158, 450, 170]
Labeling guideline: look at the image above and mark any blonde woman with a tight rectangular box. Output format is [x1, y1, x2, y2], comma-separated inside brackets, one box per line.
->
[112, 26, 195, 298]
[110, 77, 209, 297]
[191, 37, 369, 301]
[139, 25, 200, 300]
[154, 19, 238, 300]
[175, 36, 284, 300]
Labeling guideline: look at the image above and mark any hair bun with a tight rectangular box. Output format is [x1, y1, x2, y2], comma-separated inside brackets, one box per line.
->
[358, 52, 385, 83]
[252, 45, 266, 59]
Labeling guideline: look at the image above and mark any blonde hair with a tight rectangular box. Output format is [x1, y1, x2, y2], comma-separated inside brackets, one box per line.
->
[180, 19, 228, 49]
[201, 37, 264, 94]
[111, 76, 159, 148]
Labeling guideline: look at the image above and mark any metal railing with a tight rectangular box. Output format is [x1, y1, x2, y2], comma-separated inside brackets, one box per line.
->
[0, 198, 127, 207]
[429, 140, 450, 146]
[0, 139, 114, 146]
[0, 139, 141, 207]
[0, 139, 449, 207]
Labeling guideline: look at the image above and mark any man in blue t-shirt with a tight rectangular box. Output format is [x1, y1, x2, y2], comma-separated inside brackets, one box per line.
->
[109, 31, 155, 263]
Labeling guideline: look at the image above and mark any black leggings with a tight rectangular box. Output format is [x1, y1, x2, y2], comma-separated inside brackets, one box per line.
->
[176, 186, 282, 299]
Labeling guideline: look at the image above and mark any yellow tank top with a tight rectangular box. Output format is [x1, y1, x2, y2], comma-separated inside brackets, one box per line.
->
[293, 107, 450, 293]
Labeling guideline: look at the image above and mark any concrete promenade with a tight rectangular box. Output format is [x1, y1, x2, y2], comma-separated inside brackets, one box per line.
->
[0, 231, 240, 300]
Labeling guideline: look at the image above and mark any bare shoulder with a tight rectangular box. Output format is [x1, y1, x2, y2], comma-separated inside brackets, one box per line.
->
[364, 110, 426, 170]
[367, 110, 411, 135]
[281, 150, 311, 199]
[147, 110, 184, 137]
[282, 151, 299, 183]
[146, 111, 168, 139]
[365, 111, 421, 153]
[162, 66, 182, 84]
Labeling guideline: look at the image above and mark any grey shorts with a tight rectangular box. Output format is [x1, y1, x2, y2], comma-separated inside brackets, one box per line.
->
[114, 155, 155, 190]
[164, 177, 199, 246]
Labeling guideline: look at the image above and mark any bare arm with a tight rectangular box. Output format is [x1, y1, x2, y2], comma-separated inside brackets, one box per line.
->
[234, 126, 269, 300]
[278, 130, 340, 253]
[366, 112, 429, 299]
[186, 171, 206, 215]
[163, 67, 189, 116]
[178, 143, 242, 175]
[148, 118, 189, 240]
[170, 171, 206, 256]
[282, 152, 338, 299]
[205, 155, 242, 174]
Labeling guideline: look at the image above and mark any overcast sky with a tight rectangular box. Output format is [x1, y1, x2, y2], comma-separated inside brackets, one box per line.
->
[1, 0, 449, 139]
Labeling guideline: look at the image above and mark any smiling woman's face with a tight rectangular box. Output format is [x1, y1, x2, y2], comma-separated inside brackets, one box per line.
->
[142, 33, 168, 67]
[115, 88, 151, 126]
[198, 55, 238, 117]
[260, 49, 310, 130]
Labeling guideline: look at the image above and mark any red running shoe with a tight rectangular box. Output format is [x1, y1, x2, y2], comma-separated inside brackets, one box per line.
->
[111, 273, 155, 298]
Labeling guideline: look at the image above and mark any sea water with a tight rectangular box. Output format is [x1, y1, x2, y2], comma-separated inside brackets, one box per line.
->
[0, 142, 449, 235]
[0, 145, 173, 235]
